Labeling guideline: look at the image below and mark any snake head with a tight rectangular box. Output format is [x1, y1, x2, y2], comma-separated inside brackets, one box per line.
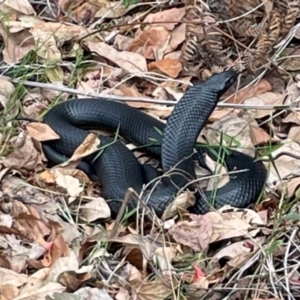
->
[204, 69, 238, 96]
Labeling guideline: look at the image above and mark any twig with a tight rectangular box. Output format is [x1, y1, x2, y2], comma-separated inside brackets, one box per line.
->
[109, 188, 134, 239]
[2, 74, 300, 111]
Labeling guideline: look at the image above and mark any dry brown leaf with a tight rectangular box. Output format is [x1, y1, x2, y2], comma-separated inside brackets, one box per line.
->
[1, 0, 35, 15]
[85, 41, 147, 73]
[116, 287, 130, 300]
[208, 237, 266, 277]
[284, 80, 300, 105]
[209, 108, 236, 122]
[288, 125, 300, 141]
[169, 210, 264, 251]
[206, 113, 255, 157]
[143, 7, 185, 31]
[223, 79, 272, 104]
[74, 287, 113, 300]
[17, 268, 51, 294]
[129, 26, 170, 60]
[59, 133, 101, 166]
[165, 23, 186, 53]
[250, 123, 272, 145]
[153, 247, 177, 271]
[162, 191, 196, 220]
[15, 282, 66, 300]
[148, 58, 182, 78]
[3, 132, 43, 171]
[26, 122, 60, 142]
[12, 201, 51, 242]
[130, 275, 175, 300]
[0, 267, 28, 286]
[186, 277, 209, 298]
[282, 177, 300, 198]
[0, 284, 20, 299]
[282, 112, 300, 125]
[50, 168, 84, 200]
[244, 92, 285, 119]
[78, 197, 111, 221]
[0, 22, 35, 64]
[113, 34, 134, 51]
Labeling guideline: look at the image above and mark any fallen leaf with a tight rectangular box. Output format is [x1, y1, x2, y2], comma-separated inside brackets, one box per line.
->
[169, 210, 264, 251]
[74, 287, 113, 300]
[284, 79, 300, 105]
[14, 282, 66, 299]
[148, 58, 182, 78]
[130, 275, 175, 300]
[208, 237, 266, 276]
[3, 132, 43, 171]
[282, 112, 300, 125]
[129, 26, 170, 60]
[206, 113, 255, 157]
[85, 41, 147, 73]
[27, 122, 60, 142]
[223, 79, 272, 104]
[1, 0, 35, 15]
[0, 267, 28, 286]
[250, 123, 272, 145]
[244, 92, 285, 119]
[165, 23, 186, 53]
[78, 197, 111, 221]
[0, 19, 35, 63]
[51, 168, 84, 200]
[142, 7, 185, 31]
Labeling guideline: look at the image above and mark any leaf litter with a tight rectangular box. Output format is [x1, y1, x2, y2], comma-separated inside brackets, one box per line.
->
[0, 0, 300, 299]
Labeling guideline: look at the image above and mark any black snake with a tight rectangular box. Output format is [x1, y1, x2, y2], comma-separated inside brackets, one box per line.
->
[41, 69, 267, 217]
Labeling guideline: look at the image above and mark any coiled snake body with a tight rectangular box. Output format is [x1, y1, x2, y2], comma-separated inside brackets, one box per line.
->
[42, 70, 267, 217]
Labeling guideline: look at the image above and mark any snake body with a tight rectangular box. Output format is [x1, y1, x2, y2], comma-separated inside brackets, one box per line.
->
[42, 70, 267, 217]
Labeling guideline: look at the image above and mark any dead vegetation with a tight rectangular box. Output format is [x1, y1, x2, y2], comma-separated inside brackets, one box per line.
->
[0, 0, 300, 299]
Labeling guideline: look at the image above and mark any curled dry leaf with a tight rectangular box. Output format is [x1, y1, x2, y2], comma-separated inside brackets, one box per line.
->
[129, 26, 170, 60]
[47, 168, 84, 201]
[169, 210, 264, 252]
[60, 133, 101, 166]
[78, 197, 111, 221]
[2, 132, 43, 171]
[26, 122, 60, 142]
[85, 41, 147, 73]
[148, 58, 182, 78]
